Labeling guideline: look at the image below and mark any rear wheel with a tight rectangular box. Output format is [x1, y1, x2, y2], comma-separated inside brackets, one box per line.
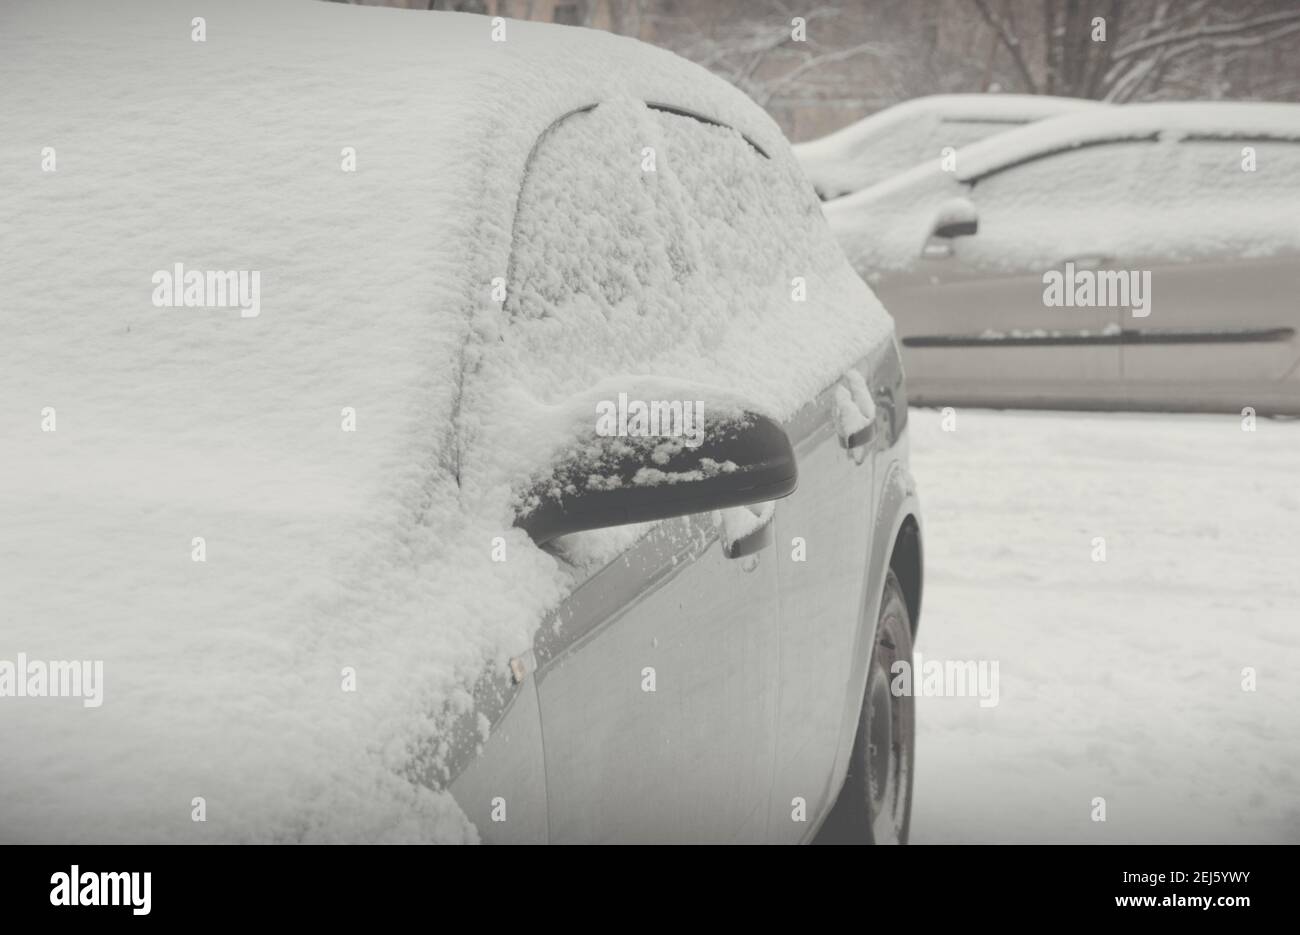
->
[814, 569, 915, 844]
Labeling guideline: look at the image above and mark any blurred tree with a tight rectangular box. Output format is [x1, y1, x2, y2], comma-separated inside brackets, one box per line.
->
[971, 0, 1300, 101]
[326, 0, 1300, 137]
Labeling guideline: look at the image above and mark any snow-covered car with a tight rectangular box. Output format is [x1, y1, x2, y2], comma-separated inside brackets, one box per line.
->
[825, 102, 1300, 413]
[794, 93, 1106, 200]
[2, 0, 922, 844]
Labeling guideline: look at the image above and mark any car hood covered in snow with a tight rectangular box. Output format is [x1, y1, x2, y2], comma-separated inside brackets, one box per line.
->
[0, 0, 889, 841]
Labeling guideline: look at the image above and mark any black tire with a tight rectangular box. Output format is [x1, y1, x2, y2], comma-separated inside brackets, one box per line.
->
[814, 569, 915, 844]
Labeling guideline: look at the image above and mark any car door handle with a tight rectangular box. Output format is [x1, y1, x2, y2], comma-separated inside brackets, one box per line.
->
[719, 502, 775, 560]
[834, 381, 876, 450]
[840, 423, 874, 449]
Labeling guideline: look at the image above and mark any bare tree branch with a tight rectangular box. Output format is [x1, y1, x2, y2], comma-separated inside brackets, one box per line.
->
[1204, 18, 1300, 50]
[970, 0, 1040, 92]
[752, 40, 885, 106]
[1112, 7, 1300, 61]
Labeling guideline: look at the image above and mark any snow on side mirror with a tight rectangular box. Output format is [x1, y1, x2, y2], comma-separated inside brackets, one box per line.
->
[515, 411, 797, 546]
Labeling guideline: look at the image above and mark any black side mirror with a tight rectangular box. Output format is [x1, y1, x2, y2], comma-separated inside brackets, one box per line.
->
[923, 197, 979, 259]
[516, 411, 797, 546]
[933, 217, 978, 238]
[930, 197, 979, 238]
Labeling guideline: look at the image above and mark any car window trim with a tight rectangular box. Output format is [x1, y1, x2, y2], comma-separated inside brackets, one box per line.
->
[646, 101, 771, 159]
[940, 116, 1034, 126]
[1180, 133, 1300, 144]
[503, 103, 599, 300]
[903, 326, 1296, 348]
[965, 132, 1160, 186]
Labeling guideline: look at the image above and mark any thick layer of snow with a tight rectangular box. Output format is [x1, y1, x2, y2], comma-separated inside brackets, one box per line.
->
[908, 408, 1300, 843]
[0, 0, 890, 841]
[826, 102, 1300, 278]
[794, 94, 1103, 199]
[495, 100, 868, 410]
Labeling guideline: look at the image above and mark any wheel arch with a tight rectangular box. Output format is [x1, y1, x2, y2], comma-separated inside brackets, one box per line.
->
[888, 513, 923, 637]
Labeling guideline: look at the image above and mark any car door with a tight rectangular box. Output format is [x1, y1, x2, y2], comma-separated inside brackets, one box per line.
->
[767, 370, 876, 841]
[639, 109, 883, 842]
[533, 514, 780, 843]
[648, 108, 882, 841]
[1118, 137, 1300, 413]
[639, 107, 880, 841]
[502, 102, 782, 843]
[876, 142, 1158, 407]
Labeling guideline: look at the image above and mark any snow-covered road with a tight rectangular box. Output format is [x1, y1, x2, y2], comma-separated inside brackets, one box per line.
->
[906, 407, 1300, 843]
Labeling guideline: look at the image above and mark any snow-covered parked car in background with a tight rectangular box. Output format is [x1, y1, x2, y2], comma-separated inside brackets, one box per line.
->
[794, 93, 1106, 200]
[1, 0, 922, 844]
[824, 102, 1300, 414]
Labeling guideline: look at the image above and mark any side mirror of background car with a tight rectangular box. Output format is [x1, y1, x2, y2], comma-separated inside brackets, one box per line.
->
[923, 197, 979, 258]
[516, 410, 797, 546]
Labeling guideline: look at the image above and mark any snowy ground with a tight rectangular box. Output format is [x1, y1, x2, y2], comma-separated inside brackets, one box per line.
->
[906, 407, 1300, 844]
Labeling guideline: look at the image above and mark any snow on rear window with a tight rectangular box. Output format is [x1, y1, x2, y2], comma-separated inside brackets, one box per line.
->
[1139, 140, 1300, 259]
[969, 137, 1300, 268]
[963, 140, 1153, 270]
